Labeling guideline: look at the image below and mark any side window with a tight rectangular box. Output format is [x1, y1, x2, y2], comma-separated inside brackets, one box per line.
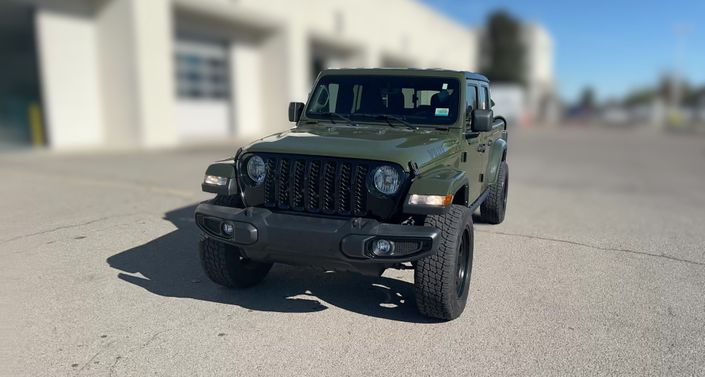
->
[483, 87, 490, 109]
[478, 85, 487, 110]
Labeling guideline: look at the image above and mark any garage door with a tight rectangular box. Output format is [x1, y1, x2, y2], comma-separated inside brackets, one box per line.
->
[175, 39, 231, 140]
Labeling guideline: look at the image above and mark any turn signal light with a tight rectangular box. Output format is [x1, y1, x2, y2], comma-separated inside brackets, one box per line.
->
[408, 194, 453, 207]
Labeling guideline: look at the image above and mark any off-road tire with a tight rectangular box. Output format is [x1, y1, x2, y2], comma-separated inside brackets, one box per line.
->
[480, 161, 508, 224]
[199, 236, 272, 288]
[414, 204, 474, 320]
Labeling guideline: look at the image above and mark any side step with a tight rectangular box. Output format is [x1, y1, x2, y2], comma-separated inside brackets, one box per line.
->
[469, 188, 490, 212]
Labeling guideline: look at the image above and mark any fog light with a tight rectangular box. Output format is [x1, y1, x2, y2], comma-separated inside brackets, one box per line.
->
[373, 239, 395, 256]
[222, 223, 234, 236]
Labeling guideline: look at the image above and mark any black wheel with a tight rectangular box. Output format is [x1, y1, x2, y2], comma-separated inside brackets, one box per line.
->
[414, 204, 474, 320]
[199, 236, 272, 288]
[480, 161, 508, 224]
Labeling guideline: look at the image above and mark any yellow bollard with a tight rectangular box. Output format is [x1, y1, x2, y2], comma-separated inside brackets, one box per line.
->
[28, 103, 44, 146]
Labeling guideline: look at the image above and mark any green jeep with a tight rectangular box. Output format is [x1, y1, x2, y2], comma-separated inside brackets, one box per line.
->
[195, 68, 509, 320]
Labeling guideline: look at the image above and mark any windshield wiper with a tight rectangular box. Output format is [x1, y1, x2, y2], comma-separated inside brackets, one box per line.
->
[376, 114, 418, 130]
[315, 112, 357, 127]
[354, 113, 417, 130]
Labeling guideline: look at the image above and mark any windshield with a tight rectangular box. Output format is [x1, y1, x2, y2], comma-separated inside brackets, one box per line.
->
[305, 75, 460, 126]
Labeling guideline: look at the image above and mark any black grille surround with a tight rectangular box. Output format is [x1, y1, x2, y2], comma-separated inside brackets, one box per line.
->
[239, 153, 407, 220]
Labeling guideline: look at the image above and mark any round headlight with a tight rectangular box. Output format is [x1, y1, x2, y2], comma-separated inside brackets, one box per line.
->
[373, 165, 401, 195]
[246, 156, 266, 185]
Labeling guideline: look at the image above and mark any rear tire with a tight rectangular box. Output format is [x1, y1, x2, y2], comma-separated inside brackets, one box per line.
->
[199, 236, 272, 288]
[414, 205, 474, 320]
[480, 161, 508, 224]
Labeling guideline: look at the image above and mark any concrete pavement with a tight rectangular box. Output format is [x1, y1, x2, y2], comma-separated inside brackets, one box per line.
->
[1, 127, 704, 376]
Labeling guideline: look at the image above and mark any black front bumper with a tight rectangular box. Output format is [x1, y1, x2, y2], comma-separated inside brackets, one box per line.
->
[194, 203, 439, 275]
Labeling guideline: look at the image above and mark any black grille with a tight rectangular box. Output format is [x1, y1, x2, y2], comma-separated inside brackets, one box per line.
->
[262, 155, 369, 216]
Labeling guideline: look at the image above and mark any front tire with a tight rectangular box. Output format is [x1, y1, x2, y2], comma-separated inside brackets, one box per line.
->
[199, 236, 272, 288]
[414, 204, 474, 320]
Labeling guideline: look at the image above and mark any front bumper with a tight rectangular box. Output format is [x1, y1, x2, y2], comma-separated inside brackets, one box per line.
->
[194, 203, 439, 274]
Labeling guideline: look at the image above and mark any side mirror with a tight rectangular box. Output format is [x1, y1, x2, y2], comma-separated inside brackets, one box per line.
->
[288, 102, 305, 123]
[471, 109, 493, 132]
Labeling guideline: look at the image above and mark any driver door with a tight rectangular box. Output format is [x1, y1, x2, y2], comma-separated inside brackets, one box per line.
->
[462, 82, 486, 201]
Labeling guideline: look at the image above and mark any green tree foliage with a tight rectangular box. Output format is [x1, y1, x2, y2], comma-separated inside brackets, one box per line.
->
[481, 11, 526, 85]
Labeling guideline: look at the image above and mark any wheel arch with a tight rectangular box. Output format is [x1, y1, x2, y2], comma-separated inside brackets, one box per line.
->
[452, 184, 468, 206]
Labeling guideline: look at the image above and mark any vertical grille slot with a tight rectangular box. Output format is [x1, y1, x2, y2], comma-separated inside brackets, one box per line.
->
[337, 162, 352, 214]
[322, 161, 337, 213]
[292, 160, 305, 209]
[277, 159, 290, 208]
[306, 160, 321, 211]
[352, 165, 367, 216]
[263, 158, 276, 207]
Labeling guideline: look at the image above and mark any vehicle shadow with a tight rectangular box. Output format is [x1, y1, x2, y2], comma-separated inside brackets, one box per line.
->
[470, 213, 487, 225]
[106, 203, 436, 323]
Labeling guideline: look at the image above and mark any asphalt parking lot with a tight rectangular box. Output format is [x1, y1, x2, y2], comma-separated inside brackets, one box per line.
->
[2, 126, 704, 376]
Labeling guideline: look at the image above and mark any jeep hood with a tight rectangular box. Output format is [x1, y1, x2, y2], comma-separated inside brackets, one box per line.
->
[243, 125, 460, 171]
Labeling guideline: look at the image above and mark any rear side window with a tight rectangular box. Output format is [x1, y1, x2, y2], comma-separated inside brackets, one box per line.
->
[466, 84, 478, 111]
[478, 86, 489, 110]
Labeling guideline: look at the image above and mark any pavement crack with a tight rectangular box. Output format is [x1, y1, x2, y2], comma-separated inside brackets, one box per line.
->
[109, 355, 122, 377]
[1, 213, 140, 246]
[77, 340, 115, 374]
[142, 329, 170, 349]
[104, 329, 170, 376]
[0, 217, 112, 245]
[477, 229, 705, 267]
[1, 165, 196, 199]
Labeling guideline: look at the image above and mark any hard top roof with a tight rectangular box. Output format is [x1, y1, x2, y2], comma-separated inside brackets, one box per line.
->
[319, 68, 489, 83]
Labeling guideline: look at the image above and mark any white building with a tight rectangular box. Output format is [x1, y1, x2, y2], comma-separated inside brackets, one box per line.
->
[521, 23, 557, 124]
[474, 21, 556, 127]
[0, 0, 477, 150]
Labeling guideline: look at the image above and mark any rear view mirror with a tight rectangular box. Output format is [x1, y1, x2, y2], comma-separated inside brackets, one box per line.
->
[288, 102, 305, 123]
[471, 109, 493, 132]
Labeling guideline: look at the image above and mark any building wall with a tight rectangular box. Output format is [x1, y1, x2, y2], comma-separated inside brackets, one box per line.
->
[174, 0, 477, 138]
[95, 0, 139, 148]
[130, 0, 177, 148]
[523, 23, 553, 88]
[36, 6, 105, 149]
[29, 0, 478, 149]
[522, 23, 556, 123]
[235, 0, 477, 99]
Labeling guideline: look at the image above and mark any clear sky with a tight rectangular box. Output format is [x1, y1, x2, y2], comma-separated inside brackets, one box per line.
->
[421, 0, 705, 103]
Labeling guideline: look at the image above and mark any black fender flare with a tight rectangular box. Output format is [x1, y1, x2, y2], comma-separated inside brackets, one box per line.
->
[403, 167, 469, 215]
